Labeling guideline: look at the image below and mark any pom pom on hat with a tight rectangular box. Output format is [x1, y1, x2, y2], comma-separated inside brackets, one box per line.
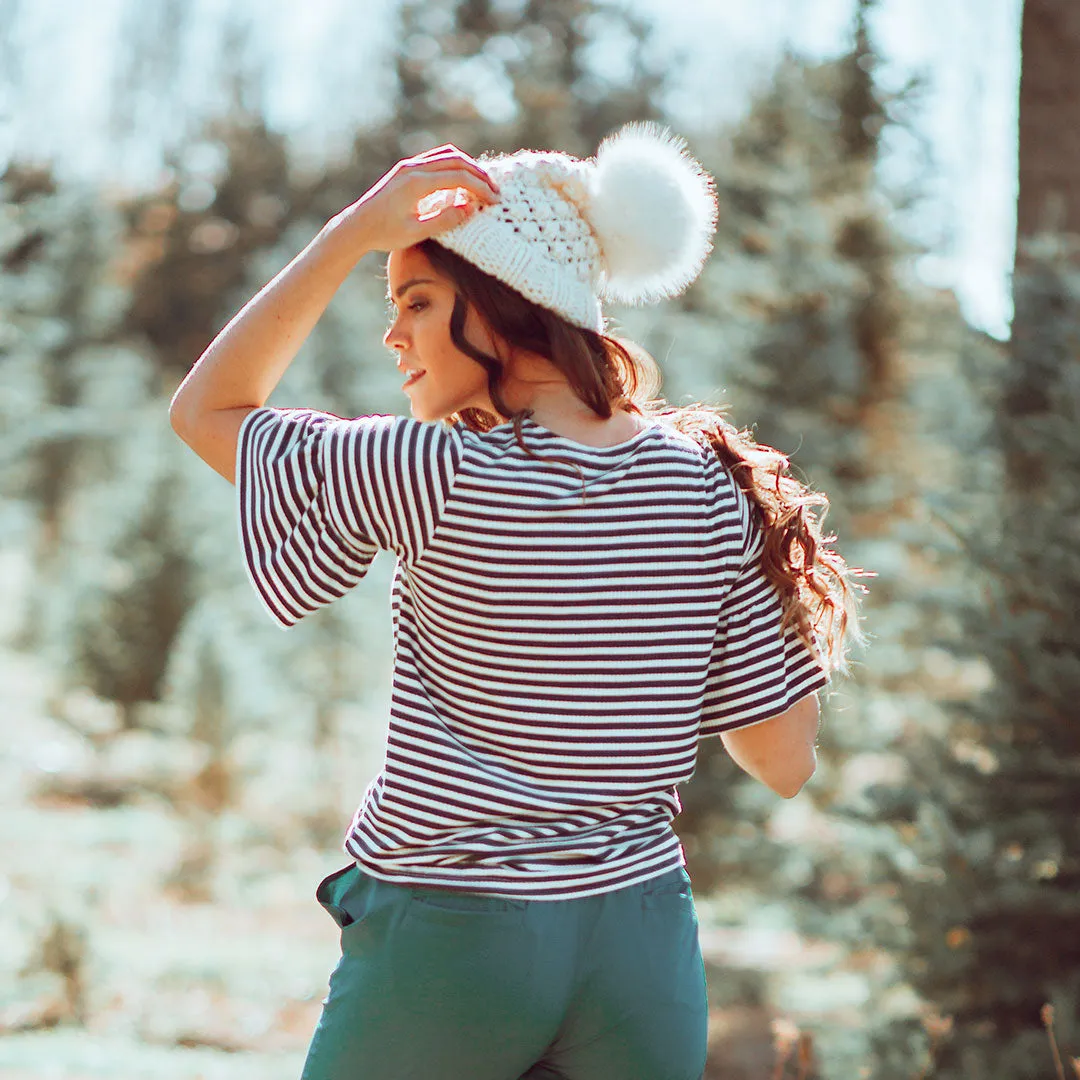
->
[431, 120, 718, 332]
[586, 121, 719, 305]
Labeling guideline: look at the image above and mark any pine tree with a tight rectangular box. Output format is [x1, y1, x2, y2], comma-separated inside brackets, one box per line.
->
[0, 161, 203, 733]
[671, 11, 917, 894]
[124, 117, 295, 380]
[646, 8, 1020, 1071]
[66, 454, 194, 731]
[0, 166, 132, 574]
[881, 3, 1080, 1073]
[389, 0, 666, 156]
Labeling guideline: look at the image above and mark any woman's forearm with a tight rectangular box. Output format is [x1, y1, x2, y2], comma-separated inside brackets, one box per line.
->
[169, 215, 371, 421]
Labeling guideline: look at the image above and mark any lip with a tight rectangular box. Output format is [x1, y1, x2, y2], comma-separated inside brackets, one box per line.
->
[402, 370, 426, 390]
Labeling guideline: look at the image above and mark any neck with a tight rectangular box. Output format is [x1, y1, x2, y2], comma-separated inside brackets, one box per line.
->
[479, 349, 644, 442]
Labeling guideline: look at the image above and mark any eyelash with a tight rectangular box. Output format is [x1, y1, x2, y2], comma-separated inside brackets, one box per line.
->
[386, 300, 427, 323]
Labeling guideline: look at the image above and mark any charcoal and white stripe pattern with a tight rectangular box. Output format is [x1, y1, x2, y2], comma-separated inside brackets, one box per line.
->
[237, 407, 828, 899]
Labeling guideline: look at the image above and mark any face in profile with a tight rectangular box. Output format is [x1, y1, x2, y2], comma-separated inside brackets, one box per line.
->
[384, 246, 500, 423]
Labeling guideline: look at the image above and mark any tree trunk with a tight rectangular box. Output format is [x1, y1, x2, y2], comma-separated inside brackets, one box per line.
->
[1008, 0, 1080, 449]
[1016, 0, 1080, 245]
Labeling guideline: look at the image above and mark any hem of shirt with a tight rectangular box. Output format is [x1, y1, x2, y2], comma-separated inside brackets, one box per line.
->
[698, 666, 829, 738]
[344, 851, 688, 901]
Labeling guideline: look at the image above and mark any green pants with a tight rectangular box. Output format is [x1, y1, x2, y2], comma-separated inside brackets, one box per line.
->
[300, 862, 708, 1080]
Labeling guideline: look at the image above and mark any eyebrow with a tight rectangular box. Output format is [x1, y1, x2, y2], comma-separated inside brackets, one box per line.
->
[388, 277, 437, 301]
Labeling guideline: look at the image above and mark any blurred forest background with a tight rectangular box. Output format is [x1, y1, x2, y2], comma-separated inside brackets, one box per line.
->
[1, 0, 1076, 1078]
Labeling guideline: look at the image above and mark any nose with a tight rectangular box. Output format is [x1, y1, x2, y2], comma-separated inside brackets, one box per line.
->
[383, 313, 406, 352]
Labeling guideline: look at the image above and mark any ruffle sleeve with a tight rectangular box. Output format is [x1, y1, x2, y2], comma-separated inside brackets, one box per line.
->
[236, 407, 461, 629]
[699, 481, 829, 737]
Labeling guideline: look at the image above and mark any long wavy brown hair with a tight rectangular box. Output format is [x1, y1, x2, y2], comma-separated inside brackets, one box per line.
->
[410, 239, 871, 678]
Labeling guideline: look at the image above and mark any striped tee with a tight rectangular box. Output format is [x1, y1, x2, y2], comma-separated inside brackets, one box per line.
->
[237, 407, 829, 900]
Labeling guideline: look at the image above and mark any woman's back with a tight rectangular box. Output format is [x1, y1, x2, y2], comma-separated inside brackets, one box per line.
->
[238, 407, 828, 898]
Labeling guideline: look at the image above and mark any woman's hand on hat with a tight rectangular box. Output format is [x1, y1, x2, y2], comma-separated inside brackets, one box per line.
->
[333, 145, 500, 253]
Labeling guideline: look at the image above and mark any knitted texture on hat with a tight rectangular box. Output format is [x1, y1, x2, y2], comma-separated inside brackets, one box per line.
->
[434, 150, 605, 331]
[432, 122, 719, 333]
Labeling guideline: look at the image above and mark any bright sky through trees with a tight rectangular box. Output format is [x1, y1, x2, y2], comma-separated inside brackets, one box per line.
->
[0, 0, 1020, 338]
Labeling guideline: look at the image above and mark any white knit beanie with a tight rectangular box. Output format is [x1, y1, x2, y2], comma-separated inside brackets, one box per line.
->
[428, 121, 719, 333]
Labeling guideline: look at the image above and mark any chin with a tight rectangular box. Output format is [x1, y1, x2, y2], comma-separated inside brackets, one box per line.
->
[408, 393, 472, 425]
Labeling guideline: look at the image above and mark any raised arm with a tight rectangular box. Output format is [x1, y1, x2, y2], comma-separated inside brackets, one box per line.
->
[167, 227, 363, 483]
[168, 145, 500, 484]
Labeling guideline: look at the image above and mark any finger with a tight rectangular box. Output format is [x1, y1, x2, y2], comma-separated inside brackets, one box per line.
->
[417, 196, 482, 233]
[406, 154, 500, 194]
[412, 157, 500, 196]
[411, 143, 462, 158]
[407, 146, 471, 172]
[416, 185, 492, 223]
[425, 168, 500, 204]
[409, 149, 473, 171]
[400, 147, 469, 182]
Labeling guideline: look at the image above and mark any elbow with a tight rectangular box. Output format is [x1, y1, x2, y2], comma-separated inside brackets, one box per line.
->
[721, 696, 821, 799]
[773, 775, 810, 799]
[771, 755, 817, 799]
[169, 397, 200, 445]
[169, 398, 190, 437]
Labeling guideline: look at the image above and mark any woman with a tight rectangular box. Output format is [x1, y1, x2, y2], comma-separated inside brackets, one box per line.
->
[170, 122, 867, 1080]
